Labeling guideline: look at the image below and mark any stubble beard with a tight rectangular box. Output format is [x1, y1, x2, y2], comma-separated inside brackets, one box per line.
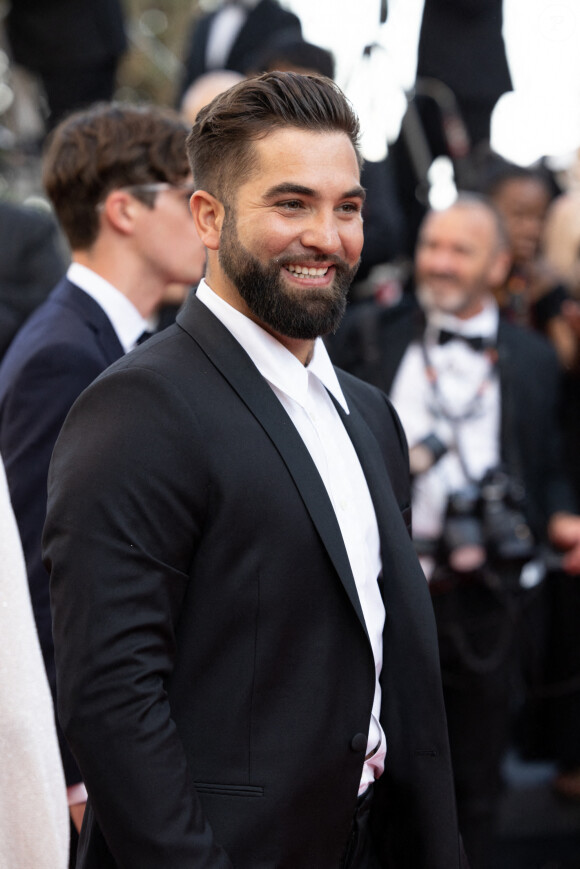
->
[417, 278, 480, 319]
[218, 211, 359, 340]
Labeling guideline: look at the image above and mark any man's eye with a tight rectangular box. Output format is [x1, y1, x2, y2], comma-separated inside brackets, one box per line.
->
[278, 200, 303, 210]
[340, 202, 361, 214]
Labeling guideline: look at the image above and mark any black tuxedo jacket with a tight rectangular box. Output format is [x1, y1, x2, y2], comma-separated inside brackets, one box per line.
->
[327, 296, 577, 535]
[45, 294, 464, 868]
[179, 0, 302, 97]
[0, 278, 124, 783]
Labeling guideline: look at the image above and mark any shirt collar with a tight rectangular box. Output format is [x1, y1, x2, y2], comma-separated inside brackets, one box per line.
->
[196, 278, 349, 412]
[67, 262, 151, 352]
[426, 296, 499, 341]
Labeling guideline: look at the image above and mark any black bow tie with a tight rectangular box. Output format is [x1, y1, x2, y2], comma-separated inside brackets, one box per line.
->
[437, 329, 488, 352]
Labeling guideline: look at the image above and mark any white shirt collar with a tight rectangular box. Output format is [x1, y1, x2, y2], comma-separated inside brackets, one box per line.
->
[196, 278, 349, 413]
[426, 295, 499, 341]
[67, 262, 151, 352]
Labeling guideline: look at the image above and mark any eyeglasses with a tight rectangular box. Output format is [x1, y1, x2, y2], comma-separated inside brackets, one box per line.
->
[97, 181, 196, 212]
[119, 182, 197, 198]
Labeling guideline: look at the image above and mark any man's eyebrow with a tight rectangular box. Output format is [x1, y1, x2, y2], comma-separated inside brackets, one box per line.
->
[263, 183, 316, 199]
[344, 186, 367, 202]
[263, 182, 367, 201]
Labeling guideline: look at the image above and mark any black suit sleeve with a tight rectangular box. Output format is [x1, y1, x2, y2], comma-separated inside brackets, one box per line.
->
[1, 342, 116, 785]
[44, 365, 233, 869]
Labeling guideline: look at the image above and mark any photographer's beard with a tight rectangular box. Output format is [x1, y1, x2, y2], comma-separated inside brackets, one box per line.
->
[417, 278, 484, 321]
[218, 210, 359, 341]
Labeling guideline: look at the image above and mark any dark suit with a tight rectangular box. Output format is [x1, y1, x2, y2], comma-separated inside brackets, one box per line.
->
[44, 294, 464, 869]
[0, 278, 124, 784]
[178, 0, 302, 98]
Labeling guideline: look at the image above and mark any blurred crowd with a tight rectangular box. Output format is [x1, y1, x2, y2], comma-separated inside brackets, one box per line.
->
[0, 1, 580, 868]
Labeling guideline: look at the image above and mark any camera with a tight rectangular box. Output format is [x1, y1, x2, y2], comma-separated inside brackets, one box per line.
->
[441, 468, 534, 572]
[479, 469, 534, 563]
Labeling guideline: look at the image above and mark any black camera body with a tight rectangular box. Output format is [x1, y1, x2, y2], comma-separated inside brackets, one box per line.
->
[442, 468, 534, 568]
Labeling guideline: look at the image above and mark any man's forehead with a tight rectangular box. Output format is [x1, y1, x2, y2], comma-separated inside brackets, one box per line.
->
[252, 125, 359, 169]
[226, 126, 362, 207]
[423, 205, 497, 246]
[494, 176, 550, 202]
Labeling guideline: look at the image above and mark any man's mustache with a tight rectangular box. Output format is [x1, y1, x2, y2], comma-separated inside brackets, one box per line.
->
[422, 271, 461, 284]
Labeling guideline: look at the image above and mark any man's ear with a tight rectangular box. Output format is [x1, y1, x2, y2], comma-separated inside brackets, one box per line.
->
[100, 190, 139, 235]
[489, 249, 512, 288]
[191, 191, 225, 251]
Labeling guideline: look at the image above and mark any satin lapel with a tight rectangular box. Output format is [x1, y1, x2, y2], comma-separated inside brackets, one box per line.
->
[329, 389, 418, 593]
[177, 296, 367, 631]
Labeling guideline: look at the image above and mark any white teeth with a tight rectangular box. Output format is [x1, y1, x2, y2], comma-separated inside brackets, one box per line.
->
[287, 265, 329, 277]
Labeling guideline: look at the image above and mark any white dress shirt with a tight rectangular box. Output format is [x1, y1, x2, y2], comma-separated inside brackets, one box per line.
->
[196, 279, 386, 792]
[67, 262, 151, 353]
[390, 299, 501, 577]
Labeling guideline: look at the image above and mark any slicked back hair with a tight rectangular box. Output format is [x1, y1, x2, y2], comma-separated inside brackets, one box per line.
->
[43, 102, 190, 250]
[186, 71, 362, 204]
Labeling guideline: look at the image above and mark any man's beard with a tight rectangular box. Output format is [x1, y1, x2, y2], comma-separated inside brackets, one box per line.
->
[218, 212, 359, 340]
[417, 278, 476, 318]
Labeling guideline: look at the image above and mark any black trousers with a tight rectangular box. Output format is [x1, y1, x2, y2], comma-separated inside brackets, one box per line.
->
[431, 567, 524, 869]
[340, 784, 383, 869]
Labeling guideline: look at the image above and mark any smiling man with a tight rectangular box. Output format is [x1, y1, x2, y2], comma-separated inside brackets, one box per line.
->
[44, 73, 465, 869]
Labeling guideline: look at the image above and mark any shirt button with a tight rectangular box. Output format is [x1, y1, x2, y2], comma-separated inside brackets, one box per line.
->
[350, 733, 367, 753]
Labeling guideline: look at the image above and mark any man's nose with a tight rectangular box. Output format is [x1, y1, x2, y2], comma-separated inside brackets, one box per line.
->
[299, 210, 342, 253]
[428, 248, 456, 273]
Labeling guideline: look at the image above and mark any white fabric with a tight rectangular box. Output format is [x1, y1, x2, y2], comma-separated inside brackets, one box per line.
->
[67, 262, 150, 353]
[0, 457, 69, 869]
[390, 299, 501, 574]
[205, 0, 262, 69]
[67, 781, 88, 806]
[196, 279, 386, 791]
[205, 5, 247, 69]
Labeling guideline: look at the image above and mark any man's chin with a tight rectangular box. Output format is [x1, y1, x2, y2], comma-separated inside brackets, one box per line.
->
[262, 293, 347, 341]
[418, 284, 466, 316]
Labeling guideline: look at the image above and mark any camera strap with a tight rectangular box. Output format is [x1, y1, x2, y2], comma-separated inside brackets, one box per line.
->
[420, 338, 499, 484]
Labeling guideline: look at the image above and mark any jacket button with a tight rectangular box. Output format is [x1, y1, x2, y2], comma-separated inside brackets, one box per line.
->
[350, 733, 367, 753]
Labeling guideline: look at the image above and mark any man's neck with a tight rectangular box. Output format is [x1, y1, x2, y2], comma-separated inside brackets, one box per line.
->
[72, 249, 164, 320]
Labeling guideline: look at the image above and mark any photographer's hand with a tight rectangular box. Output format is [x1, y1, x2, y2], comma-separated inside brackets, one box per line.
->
[547, 512, 580, 575]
